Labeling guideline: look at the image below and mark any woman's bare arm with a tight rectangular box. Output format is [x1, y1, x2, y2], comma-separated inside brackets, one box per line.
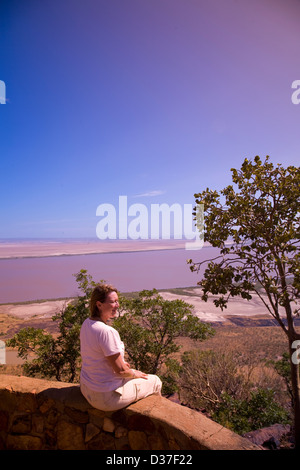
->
[106, 353, 148, 379]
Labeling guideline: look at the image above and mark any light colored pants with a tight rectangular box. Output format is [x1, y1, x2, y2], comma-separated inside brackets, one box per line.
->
[80, 374, 162, 411]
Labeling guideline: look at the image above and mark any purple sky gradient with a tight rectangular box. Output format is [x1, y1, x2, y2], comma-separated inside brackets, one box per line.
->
[0, 0, 299, 238]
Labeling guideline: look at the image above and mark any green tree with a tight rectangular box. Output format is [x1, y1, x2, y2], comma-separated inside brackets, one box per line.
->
[188, 156, 300, 446]
[113, 289, 215, 392]
[7, 327, 64, 381]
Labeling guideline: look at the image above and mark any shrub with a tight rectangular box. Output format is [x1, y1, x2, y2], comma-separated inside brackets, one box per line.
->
[177, 349, 290, 434]
[214, 388, 290, 434]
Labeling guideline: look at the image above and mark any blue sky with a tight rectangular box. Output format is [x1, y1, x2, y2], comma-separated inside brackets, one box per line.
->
[0, 0, 299, 238]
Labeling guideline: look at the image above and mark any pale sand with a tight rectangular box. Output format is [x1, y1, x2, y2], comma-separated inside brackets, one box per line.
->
[0, 239, 193, 259]
[0, 288, 279, 324]
[159, 289, 284, 323]
[0, 299, 73, 320]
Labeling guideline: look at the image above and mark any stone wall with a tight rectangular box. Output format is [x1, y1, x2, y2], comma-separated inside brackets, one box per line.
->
[0, 375, 260, 450]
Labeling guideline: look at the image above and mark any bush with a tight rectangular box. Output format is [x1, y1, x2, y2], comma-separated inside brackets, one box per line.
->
[177, 349, 290, 434]
[178, 350, 248, 410]
[214, 388, 290, 435]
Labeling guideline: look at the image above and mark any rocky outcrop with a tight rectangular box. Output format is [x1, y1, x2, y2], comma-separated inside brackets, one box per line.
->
[0, 375, 260, 450]
[243, 424, 292, 450]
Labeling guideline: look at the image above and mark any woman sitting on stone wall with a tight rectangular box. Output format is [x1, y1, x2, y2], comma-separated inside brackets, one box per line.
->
[79, 283, 162, 411]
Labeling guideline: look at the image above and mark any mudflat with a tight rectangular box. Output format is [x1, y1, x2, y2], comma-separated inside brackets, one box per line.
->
[0, 239, 189, 259]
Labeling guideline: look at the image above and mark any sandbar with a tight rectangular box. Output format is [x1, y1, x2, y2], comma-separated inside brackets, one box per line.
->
[0, 239, 195, 259]
[159, 289, 283, 324]
[0, 299, 73, 320]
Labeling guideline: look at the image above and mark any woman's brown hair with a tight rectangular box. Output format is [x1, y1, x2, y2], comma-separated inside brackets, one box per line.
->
[89, 283, 118, 318]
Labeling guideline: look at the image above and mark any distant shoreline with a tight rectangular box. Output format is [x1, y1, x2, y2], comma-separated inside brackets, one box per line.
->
[0, 238, 210, 260]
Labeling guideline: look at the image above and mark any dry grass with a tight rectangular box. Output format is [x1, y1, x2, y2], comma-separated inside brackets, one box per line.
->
[176, 321, 289, 364]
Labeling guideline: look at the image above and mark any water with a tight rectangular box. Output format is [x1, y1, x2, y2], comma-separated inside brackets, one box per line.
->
[0, 246, 218, 303]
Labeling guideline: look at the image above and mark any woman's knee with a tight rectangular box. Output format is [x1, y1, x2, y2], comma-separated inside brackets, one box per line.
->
[144, 374, 162, 395]
[152, 374, 162, 394]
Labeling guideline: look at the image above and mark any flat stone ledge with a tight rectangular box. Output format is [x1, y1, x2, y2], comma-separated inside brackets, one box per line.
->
[0, 375, 260, 450]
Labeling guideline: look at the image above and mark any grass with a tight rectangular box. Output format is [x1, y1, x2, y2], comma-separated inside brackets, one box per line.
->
[176, 323, 288, 364]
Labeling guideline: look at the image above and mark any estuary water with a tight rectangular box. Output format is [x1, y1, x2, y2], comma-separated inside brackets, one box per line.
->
[0, 245, 218, 303]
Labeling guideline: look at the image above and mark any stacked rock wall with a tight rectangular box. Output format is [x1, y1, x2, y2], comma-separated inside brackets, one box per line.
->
[0, 375, 260, 450]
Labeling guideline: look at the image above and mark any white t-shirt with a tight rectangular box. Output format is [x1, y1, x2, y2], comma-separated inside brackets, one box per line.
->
[80, 318, 125, 392]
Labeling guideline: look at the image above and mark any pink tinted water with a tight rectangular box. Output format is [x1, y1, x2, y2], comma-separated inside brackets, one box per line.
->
[0, 247, 218, 303]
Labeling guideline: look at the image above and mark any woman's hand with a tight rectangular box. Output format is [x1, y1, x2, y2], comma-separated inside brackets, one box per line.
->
[119, 368, 148, 379]
[132, 369, 148, 380]
[106, 354, 148, 379]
